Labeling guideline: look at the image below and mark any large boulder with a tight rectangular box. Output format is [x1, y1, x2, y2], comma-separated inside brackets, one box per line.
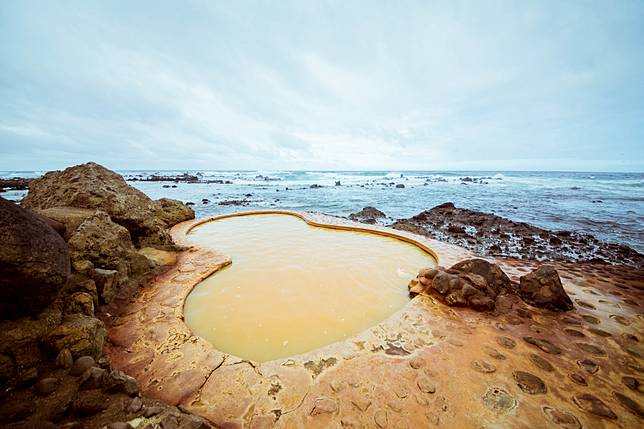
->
[67, 211, 150, 281]
[33, 206, 99, 241]
[408, 259, 510, 311]
[153, 198, 195, 228]
[21, 162, 172, 246]
[0, 196, 70, 318]
[518, 266, 573, 311]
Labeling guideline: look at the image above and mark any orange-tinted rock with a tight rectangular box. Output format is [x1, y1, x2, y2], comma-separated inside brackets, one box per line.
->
[572, 394, 617, 419]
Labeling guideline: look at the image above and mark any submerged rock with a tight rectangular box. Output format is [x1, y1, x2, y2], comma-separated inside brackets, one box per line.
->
[518, 265, 573, 311]
[0, 196, 70, 318]
[21, 162, 172, 246]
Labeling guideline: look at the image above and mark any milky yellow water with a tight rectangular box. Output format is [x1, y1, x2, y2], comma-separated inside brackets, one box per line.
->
[184, 214, 436, 362]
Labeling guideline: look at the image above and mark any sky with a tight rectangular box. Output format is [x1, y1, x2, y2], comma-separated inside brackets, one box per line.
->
[1, 1, 643, 172]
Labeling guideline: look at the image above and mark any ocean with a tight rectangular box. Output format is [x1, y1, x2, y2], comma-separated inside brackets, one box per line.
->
[2, 170, 642, 253]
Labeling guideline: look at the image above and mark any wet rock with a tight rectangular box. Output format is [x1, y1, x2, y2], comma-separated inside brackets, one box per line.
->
[409, 260, 507, 311]
[471, 360, 496, 373]
[348, 206, 387, 224]
[72, 389, 110, 416]
[34, 377, 60, 395]
[21, 162, 172, 246]
[572, 393, 617, 419]
[518, 266, 573, 311]
[449, 258, 513, 295]
[153, 198, 195, 228]
[529, 354, 554, 372]
[482, 387, 516, 413]
[68, 211, 150, 281]
[513, 371, 547, 394]
[0, 196, 70, 318]
[44, 314, 106, 359]
[70, 355, 96, 376]
[613, 391, 644, 417]
[103, 370, 139, 396]
[523, 337, 562, 354]
[542, 406, 581, 429]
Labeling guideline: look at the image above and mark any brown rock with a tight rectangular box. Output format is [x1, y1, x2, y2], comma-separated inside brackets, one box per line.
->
[153, 198, 195, 228]
[103, 370, 139, 396]
[348, 207, 387, 224]
[450, 258, 513, 295]
[513, 371, 547, 394]
[34, 377, 60, 396]
[44, 314, 106, 359]
[310, 397, 338, 415]
[0, 196, 70, 318]
[70, 356, 96, 376]
[529, 354, 554, 372]
[68, 211, 150, 281]
[572, 393, 617, 419]
[613, 391, 644, 417]
[72, 389, 110, 416]
[542, 406, 581, 429]
[65, 292, 95, 316]
[33, 206, 98, 240]
[523, 337, 562, 354]
[21, 162, 172, 246]
[518, 266, 573, 311]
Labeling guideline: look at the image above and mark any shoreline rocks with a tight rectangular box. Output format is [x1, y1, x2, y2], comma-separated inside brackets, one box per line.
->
[348, 206, 387, 224]
[0, 197, 70, 318]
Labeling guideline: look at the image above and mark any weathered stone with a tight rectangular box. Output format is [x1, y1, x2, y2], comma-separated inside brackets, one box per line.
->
[56, 348, 74, 369]
[21, 162, 173, 246]
[529, 354, 554, 372]
[310, 397, 338, 415]
[409, 259, 508, 310]
[496, 336, 516, 349]
[471, 360, 496, 373]
[103, 370, 139, 396]
[513, 371, 547, 394]
[572, 393, 617, 419]
[518, 266, 573, 311]
[65, 292, 95, 316]
[70, 355, 96, 376]
[91, 268, 122, 304]
[613, 391, 644, 417]
[79, 366, 107, 390]
[143, 405, 166, 417]
[34, 377, 60, 396]
[0, 354, 15, 384]
[622, 376, 643, 393]
[33, 206, 99, 241]
[542, 406, 581, 429]
[128, 396, 143, 413]
[44, 314, 106, 359]
[154, 198, 195, 228]
[577, 359, 599, 374]
[482, 387, 516, 413]
[523, 337, 562, 354]
[0, 196, 70, 318]
[68, 211, 149, 281]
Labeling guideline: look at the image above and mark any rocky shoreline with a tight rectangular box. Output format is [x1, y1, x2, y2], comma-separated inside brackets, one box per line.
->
[1, 163, 643, 428]
[1, 163, 212, 428]
[350, 203, 643, 268]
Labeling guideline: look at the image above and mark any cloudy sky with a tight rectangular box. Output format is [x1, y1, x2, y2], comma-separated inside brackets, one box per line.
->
[1, 1, 643, 171]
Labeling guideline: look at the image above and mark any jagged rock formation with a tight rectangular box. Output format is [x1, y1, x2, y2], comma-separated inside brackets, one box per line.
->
[153, 197, 196, 228]
[21, 162, 193, 246]
[518, 265, 574, 311]
[0, 196, 70, 318]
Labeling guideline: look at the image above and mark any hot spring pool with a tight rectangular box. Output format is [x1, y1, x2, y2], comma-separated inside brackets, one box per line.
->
[184, 213, 437, 362]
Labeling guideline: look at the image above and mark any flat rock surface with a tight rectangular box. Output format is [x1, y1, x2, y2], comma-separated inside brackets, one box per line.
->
[104, 210, 644, 429]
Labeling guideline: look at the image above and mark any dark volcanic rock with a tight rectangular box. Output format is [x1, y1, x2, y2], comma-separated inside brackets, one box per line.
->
[0, 196, 70, 318]
[518, 266, 573, 311]
[349, 206, 387, 224]
[21, 162, 172, 246]
[390, 202, 644, 267]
